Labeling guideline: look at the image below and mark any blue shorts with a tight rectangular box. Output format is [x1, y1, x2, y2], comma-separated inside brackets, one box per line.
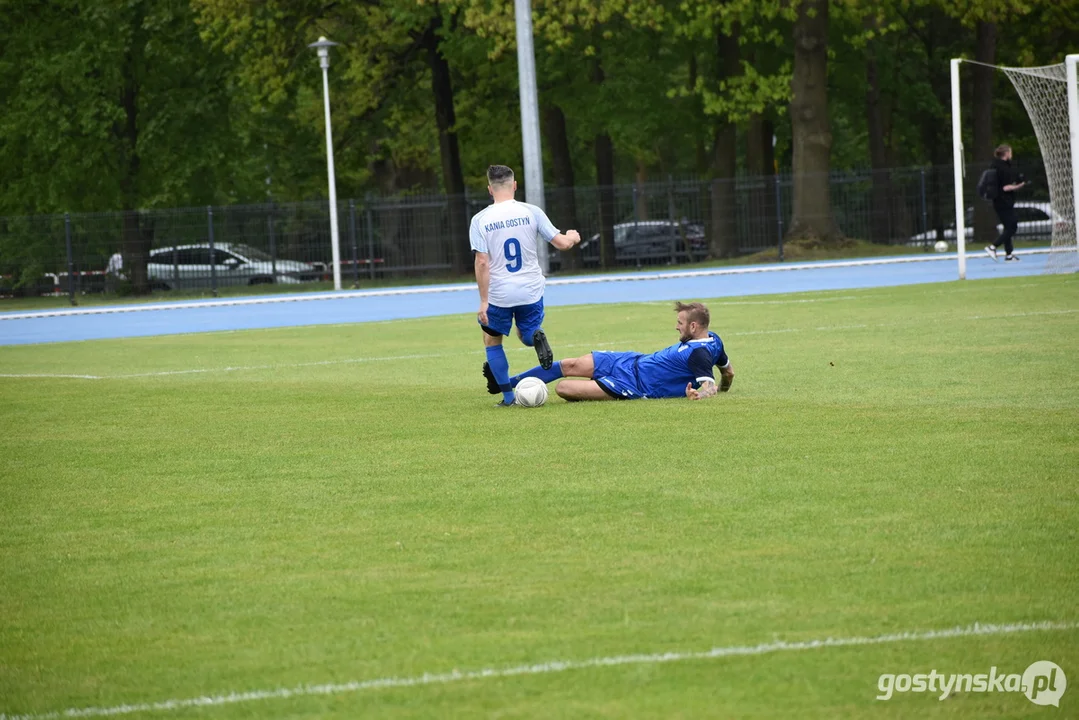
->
[481, 298, 545, 340]
[591, 350, 646, 399]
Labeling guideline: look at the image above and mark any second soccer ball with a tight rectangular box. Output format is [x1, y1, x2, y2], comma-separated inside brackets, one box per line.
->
[934, 240, 949, 253]
[515, 377, 549, 407]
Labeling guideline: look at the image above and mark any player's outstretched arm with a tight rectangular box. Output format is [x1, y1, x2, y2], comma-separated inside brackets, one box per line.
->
[550, 229, 581, 250]
[719, 362, 734, 392]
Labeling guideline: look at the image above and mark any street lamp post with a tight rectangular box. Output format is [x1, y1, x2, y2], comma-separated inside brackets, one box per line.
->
[514, 0, 547, 274]
[308, 36, 342, 291]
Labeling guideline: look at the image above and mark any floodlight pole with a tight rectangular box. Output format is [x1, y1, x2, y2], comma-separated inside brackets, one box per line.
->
[1066, 54, 1079, 254]
[514, 0, 548, 274]
[950, 58, 967, 280]
[309, 36, 342, 291]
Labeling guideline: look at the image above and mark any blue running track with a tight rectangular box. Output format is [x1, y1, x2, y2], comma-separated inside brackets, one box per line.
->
[0, 252, 1047, 346]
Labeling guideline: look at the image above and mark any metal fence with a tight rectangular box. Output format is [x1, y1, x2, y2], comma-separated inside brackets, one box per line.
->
[0, 163, 1052, 299]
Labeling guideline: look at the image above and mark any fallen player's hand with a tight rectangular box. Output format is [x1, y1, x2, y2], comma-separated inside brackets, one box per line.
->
[686, 381, 719, 400]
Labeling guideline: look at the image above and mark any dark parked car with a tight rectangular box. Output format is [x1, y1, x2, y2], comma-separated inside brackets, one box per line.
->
[574, 220, 708, 268]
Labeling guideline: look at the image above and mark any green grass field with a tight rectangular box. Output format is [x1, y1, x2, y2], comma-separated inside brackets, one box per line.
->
[1, 275, 1077, 718]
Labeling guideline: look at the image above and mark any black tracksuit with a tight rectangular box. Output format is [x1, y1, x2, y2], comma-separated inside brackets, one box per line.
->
[991, 158, 1019, 255]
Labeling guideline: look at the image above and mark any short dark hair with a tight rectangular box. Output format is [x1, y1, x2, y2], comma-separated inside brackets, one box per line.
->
[487, 165, 514, 187]
[994, 144, 1012, 159]
[674, 301, 710, 328]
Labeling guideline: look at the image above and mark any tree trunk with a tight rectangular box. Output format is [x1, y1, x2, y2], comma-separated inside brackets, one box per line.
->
[689, 53, 708, 175]
[918, 10, 950, 242]
[595, 131, 617, 268]
[972, 21, 997, 247]
[422, 13, 468, 274]
[709, 128, 737, 259]
[635, 162, 649, 221]
[368, 157, 438, 271]
[909, 6, 974, 243]
[787, 0, 843, 246]
[689, 51, 711, 246]
[593, 61, 617, 269]
[119, 5, 150, 294]
[709, 24, 740, 259]
[866, 32, 895, 244]
[746, 113, 777, 252]
[746, 114, 775, 177]
[542, 104, 581, 270]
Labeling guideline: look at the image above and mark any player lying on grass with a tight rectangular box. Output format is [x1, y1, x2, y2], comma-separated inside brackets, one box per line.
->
[483, 301, 734, 401]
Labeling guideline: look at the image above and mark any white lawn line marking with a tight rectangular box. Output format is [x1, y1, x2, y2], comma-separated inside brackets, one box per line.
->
[1, 620, 1074, 720]
[964, 308, 1079, 320]
[0, 373, 105, 379]
[0, 342, 645, 380]
[2, 307, 1074, 381]
[0, 354, 446, 380]
[640, 296, 859, 307]
[112, 354, 445, 379]
[730, 328, 800, 337]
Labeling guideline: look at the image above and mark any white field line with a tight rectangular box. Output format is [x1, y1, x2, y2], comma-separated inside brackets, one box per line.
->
[965, 308, 1079, 320]
[110, 353, 442, 379]
[0, 250, 1050, 322]
[0, 373, 104, 379]
[0, 620, 1074, 720]
[0, 340, 645, 380]
[641, 296, 859, 306]
[2, 308, 1076, 381]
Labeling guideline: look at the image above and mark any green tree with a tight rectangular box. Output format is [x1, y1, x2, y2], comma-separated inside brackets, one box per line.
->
[460, 1, 662, 268]
[195, 0, 482, 272]
[667, 0, 792, 257]
[0, 0, 250, 292]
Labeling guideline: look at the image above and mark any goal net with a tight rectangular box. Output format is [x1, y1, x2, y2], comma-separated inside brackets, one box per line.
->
[951, 55, 1079, 278]
[999, 57, 1079, 273]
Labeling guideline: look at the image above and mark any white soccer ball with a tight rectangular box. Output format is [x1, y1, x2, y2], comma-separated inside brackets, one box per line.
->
[515, 377, 548, 408]
[934, 240, 949, 253]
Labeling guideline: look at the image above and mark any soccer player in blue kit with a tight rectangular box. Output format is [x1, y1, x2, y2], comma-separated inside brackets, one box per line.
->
[487, 302, 734, 401]
[471, 165, 582, 407]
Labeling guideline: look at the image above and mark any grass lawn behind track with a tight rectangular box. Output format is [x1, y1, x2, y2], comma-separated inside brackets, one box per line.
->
[1, 275, 1077, 718]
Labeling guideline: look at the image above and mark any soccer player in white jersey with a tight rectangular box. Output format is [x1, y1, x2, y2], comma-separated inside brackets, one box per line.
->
[471, 165, 581, 407]
[490, 302, 735, 401]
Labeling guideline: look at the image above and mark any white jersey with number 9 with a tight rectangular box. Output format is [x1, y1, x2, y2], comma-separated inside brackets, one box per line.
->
[469, 199, 560, 308]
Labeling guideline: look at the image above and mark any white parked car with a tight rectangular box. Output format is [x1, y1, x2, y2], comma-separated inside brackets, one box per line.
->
[148, 243, 321, 289]
[909, 201, 1060, 246]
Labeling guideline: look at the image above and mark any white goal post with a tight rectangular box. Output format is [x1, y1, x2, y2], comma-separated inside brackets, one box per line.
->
[949, 54, 1079, 280]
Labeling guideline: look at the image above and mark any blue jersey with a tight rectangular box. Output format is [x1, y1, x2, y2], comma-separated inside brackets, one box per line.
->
[636, 332, 729, 399]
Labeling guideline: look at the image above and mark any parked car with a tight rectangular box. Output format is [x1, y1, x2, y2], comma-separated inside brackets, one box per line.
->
[573, 220, 708, 267]
[909, 201, 1061, 247]
[147, 243, 321, 289]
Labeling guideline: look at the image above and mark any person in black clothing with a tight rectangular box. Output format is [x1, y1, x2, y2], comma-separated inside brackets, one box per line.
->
[985, 144, 1027, 262]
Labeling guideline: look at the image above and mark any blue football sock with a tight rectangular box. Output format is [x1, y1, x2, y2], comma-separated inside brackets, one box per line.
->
[511, 361, 563, 387]
[485, 346, 514, 404]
